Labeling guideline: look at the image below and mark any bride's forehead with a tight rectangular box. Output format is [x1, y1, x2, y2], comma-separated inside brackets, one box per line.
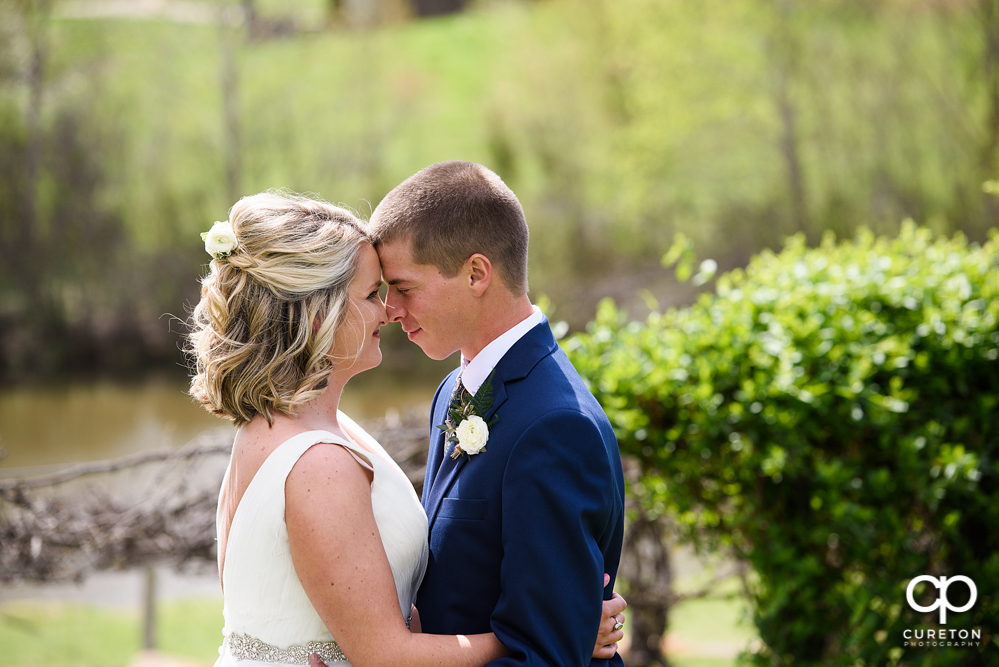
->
[350, 245, 381, 278]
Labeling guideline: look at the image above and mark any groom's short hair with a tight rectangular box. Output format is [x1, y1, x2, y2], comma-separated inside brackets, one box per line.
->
[368, 161, 529, 295]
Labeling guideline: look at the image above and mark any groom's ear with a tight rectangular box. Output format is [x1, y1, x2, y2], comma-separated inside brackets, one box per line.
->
[466, 253, 492, 297]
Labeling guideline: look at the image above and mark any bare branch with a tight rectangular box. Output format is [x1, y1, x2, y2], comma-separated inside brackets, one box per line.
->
[0, 428, 235, 493]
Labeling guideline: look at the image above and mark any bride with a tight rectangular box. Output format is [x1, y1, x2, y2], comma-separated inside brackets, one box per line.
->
[187, 192, 622, 667]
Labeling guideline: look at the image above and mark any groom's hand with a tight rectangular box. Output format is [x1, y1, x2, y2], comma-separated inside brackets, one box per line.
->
[593, 573, 627, 659]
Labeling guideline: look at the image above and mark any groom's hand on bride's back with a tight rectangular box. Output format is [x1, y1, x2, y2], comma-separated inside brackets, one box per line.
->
[593, 573, 627, 660]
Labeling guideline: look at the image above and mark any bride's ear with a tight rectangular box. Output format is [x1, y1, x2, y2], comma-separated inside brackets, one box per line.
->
[466, 254, 492, 297]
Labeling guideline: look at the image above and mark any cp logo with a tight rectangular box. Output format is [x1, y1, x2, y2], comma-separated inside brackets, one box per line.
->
[906, 575, 977, 624]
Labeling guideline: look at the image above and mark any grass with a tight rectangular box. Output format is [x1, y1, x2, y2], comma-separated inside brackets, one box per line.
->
[667, 589, 756, 667]
[0, 597, 224, 667]
[663, 562, 756, 667]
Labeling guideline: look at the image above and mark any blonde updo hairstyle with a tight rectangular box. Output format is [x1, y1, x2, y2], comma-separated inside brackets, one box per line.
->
[188, 192, 370, 426]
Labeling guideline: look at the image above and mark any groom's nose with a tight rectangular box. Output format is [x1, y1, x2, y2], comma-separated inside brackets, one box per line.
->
[385, 297, 404, 323]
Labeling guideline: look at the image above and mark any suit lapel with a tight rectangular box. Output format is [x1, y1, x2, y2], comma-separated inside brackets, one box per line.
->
[425, 438, 468, 528]
[424, 317, 560, 529]
[422, 427, 449, 506]
[423, 372, 459, 507]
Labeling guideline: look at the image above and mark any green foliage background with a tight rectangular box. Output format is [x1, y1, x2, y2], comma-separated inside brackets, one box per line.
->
[1, 0, 998, 379]
[566, 224, 999, 665]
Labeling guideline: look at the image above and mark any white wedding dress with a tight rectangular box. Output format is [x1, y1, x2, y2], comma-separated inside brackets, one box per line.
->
[214, 415, 429, 666]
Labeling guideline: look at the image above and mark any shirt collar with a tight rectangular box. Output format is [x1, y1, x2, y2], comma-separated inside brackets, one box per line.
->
[459, 305, 544, 395]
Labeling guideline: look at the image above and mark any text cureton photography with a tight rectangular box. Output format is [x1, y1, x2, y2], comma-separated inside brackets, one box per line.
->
[902, 575, 984, 649]
[903, 628, 982, 648]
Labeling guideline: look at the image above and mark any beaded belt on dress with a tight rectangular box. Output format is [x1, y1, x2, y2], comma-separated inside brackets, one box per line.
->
[227, 632, 346, 664]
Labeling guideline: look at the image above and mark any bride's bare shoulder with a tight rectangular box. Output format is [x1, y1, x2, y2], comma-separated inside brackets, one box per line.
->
[285, 443, 374, 524]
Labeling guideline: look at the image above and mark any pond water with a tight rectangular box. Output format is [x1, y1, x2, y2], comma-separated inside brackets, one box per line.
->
[0, 372, 440, 476]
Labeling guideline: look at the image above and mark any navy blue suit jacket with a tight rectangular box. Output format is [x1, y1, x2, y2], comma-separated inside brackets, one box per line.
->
[417, 317, 626, 667]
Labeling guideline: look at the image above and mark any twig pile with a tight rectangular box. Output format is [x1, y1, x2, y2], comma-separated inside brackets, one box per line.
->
[0, 412, 431, 584]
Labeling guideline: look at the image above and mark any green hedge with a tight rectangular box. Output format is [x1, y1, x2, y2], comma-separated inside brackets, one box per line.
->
[565, 223, 999, 665]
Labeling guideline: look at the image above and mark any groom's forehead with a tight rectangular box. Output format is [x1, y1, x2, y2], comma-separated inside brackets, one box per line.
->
[376, 239, 418, 281]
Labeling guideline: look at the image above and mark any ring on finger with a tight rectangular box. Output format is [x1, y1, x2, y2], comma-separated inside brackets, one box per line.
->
[613, 614, 625, 631]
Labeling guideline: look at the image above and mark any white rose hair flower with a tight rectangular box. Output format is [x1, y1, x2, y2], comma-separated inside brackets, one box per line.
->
[456, 415, 489, 456]
[201, 221, 238, 259]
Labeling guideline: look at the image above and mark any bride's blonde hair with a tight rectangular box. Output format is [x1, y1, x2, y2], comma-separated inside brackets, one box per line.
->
[188, 191, 369, 426]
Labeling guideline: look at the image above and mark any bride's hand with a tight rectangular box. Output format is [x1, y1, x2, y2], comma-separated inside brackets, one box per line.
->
[593, 573, 627, 659]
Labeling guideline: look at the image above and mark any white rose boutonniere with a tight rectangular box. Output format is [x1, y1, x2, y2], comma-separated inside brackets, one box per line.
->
[456, 415, 489, 456]
[437, 371, 499, 460]
[201, 221, 238, 259]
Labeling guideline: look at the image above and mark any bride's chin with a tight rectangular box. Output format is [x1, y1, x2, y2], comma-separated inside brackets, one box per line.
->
[331, 350, 383, 381]
[359, 351, 383, 374]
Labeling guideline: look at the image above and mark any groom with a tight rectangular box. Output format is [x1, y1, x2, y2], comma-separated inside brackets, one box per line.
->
[368, 161, 627, 666]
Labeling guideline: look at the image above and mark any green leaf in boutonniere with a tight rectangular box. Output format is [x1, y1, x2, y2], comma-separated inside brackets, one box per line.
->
[470, 372, 495, 421]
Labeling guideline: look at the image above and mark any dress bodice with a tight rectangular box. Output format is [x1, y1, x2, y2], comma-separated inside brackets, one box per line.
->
[215, 416, 428, 666]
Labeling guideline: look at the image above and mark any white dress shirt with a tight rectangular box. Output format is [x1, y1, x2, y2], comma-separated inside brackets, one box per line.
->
[458, 305, 544, 395]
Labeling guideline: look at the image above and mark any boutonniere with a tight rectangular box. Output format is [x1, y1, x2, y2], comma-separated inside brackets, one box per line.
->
[437, 371, 499, 460]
